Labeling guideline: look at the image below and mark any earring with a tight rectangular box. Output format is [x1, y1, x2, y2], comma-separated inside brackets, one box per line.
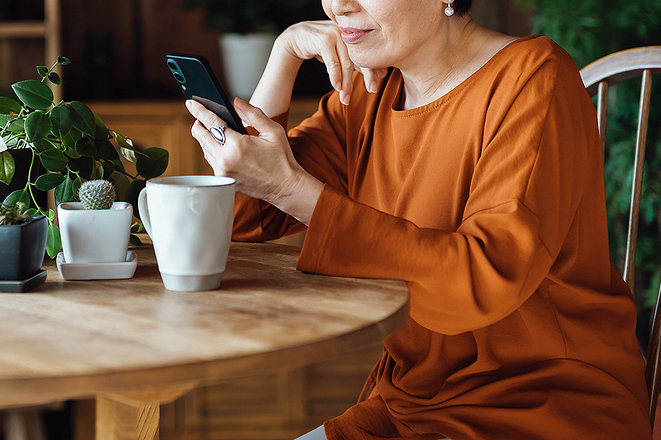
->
[444, 0, 455, 16]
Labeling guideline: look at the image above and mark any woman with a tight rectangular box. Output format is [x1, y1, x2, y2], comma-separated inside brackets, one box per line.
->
[185, 0, 651, 438]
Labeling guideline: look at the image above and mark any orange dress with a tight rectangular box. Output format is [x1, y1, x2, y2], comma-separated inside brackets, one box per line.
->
[233, 36, 651, 439]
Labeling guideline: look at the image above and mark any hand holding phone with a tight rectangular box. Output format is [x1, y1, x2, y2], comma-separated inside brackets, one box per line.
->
[166, 53, 248, 135]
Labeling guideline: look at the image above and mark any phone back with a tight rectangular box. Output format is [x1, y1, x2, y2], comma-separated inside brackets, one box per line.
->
[166, 53, 247, 134]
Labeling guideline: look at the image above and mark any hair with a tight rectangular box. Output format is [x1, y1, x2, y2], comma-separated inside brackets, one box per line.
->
[453, 0, 473, 16]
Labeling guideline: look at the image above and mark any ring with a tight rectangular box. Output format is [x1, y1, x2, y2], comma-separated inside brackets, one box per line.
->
[209, 125, 229, 145]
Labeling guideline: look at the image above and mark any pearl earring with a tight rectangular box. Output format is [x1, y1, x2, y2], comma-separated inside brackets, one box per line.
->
[444, 0, 455, 16]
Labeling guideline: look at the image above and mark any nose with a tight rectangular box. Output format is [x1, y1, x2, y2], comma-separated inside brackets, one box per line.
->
[329, 0, 361, 16]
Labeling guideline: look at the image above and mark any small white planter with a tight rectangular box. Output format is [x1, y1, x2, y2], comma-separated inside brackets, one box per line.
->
[57, 202, 133, 264]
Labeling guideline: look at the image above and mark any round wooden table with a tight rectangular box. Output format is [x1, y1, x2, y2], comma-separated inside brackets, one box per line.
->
[0, 242, 409, 440]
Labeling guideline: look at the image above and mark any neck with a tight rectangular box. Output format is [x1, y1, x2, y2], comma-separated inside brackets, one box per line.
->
[398, 18, 485, 109]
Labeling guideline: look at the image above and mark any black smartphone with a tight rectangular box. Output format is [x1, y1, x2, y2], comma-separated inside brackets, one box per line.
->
[165, 53, 248, 134]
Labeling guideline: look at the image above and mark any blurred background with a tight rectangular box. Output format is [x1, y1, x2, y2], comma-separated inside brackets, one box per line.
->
[0, 0, 660, 439]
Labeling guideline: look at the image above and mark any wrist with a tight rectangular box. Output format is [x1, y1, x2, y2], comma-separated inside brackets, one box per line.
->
[274, 169, 323, 227]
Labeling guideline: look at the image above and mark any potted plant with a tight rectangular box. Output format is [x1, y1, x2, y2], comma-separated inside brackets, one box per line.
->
[58, 179, 132, 263]
[0, 57, 169, 259]
[0, 202, 48, 292]
[180, 0, 316, 99]
[57, 180, 137, 280]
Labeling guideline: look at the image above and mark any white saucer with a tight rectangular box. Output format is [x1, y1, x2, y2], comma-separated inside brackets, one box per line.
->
[56, 251, 138, 280]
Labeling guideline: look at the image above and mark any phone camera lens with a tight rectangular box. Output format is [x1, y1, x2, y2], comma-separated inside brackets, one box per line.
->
[174, 72, 184, 83]
[167, 60, 177, 70]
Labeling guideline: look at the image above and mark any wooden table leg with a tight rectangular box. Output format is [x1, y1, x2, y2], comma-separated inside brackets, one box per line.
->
[96, 397, 159, 440]
[95, 388, 193, 440]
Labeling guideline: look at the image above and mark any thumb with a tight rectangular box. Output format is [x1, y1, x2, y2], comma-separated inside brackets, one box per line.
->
[233, 98, 274, 135]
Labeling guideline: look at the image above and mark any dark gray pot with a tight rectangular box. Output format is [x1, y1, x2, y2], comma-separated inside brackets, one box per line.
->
[0, 215, 48, 281]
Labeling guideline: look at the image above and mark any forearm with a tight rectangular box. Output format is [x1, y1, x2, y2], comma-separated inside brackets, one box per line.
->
[250, 36, 303, 118]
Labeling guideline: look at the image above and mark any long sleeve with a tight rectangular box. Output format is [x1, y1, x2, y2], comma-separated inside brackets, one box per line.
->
[296, 47, 599, 335]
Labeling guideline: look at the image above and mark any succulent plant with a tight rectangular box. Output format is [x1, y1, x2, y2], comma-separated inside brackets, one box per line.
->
[0, 202, 30, 225]
[78, 179, 116, 210]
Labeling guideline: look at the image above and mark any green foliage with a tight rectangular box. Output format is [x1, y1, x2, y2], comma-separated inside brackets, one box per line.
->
[181, 0, 314, 34]
[0, 58, 170, 258]
[517, 0, 661, 306]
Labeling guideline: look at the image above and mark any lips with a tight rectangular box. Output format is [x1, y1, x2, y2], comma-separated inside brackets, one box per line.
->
[339, 27, 372, 43]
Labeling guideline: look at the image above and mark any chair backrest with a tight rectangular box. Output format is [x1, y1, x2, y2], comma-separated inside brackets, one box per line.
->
[580, 46, 661, 430]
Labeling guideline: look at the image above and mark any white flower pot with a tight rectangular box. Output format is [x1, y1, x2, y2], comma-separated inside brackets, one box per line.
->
[219, 33, 277, 100]
[57, 202, 133, 264]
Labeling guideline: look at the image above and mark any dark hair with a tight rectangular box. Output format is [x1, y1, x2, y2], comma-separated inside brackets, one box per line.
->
[453, 0, 473, 16]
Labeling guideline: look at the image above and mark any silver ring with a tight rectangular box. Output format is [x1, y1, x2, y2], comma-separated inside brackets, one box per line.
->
[209, 125, 229, 145]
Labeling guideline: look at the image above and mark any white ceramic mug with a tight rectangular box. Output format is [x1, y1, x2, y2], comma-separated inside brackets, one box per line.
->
[138, 175, 235, 292]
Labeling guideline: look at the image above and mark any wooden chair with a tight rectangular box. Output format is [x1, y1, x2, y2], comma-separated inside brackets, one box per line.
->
[580, 46, 661, 431]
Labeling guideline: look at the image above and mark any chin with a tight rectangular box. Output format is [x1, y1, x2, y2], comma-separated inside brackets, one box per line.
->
[350, 55, 386, 71]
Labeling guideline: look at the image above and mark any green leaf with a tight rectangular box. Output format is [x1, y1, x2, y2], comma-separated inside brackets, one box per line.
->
[3, 189, 30, 207]
[109, 171, 130, 201]
[109, 159, 126, 173]
[67, 101, 95, 136]
[136, 147, 169, 179]
[0, 114, 15, 126]
[72, 176, 84, 199]
[47, 72, 61, 86]
[46, 222, 61, 259]
[5, 118, 24, 133]
[115, 133, 137, 163]
[54, 175, 76, 205]
[89, 163, 101, 180]
[129, 234, 143, 246]
[0, 150, 15, 185]
[61, 130, 78, 151]
[25, 111, 52, 142]
[94, 115, 109, 140]
[39, 147, 68, 172]
[36, 65, 49, 78]
[35, 173, 65, 191]
[49, 105, 72, 136]
[11, 80, 54, 109]
[0, 97, 21, 114]
[122, 148, 137, 163]
[74, 136, 97, 157]
[67, 156, 95, 179]
[114, 131, 133, 149]
[64, 147, 82, 159]
[127, 179, 146, 220]
[57, 56, 71, 66]
[32, 138, 57, 153]
[98, 139, 119, 160]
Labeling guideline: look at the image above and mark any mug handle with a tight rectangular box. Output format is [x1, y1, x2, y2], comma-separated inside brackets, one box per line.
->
[137, 188, 152, 237]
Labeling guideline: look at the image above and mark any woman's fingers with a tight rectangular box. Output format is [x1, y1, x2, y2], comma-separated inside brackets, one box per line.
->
[233, 98, 273, 135]
[283, 21, 354, 105]
[185, 99, 226, 127]
[359, 67, 388, 93]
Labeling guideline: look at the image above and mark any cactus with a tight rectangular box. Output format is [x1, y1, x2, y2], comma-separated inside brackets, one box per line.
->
[78, 180, 116, 210]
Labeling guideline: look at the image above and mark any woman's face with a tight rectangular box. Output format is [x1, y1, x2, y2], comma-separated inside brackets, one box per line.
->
[322, 0, 445, 70]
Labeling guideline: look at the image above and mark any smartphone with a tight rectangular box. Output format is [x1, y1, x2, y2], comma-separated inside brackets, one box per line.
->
[165, 53, 247, 134]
